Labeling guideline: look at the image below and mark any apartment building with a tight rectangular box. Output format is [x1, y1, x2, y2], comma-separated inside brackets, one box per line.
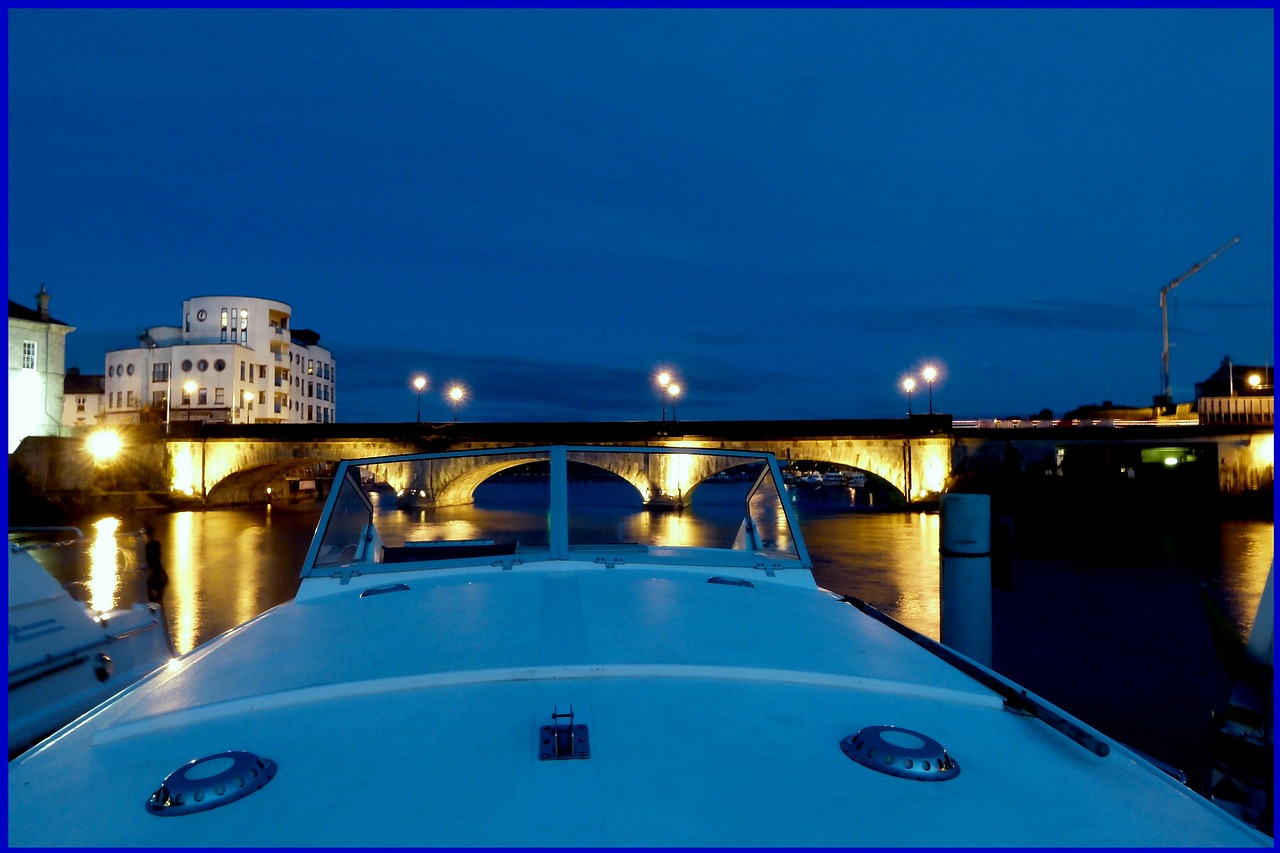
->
[103, 296, 336, 425]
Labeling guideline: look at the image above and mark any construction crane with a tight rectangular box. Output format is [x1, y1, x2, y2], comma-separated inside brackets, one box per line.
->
[1156, 235, 1240, 411]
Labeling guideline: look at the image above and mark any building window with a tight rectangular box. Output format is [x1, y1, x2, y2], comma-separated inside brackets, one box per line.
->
[198, 388, 208, 405]
[22, 341, 37, 369]
[259, 365, 266, 379]
[76, 396, 86, 412]
[153, 362, 170, 382]
[307, 359, 314, 375]
[152, 391, 166, 408]
[181, 359, 193, 371]
[214, 359, 226, 371]
[198, 359, 209, 371]
[221, 308, 229, 342]
[127, 390, 136, 407]
[214, 388, 225, 405]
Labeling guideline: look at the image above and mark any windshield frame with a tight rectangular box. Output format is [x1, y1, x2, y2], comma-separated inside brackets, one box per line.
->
[299, 444, 812, 579]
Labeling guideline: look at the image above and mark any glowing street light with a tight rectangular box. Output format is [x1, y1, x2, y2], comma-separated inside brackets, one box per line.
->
[85, 429, 122, 464]
[656, 371, 672, 422]
[241, 390, 254, 424]
[902, 377, 916, 417]
[447, 384, 466, 421]
[182, 380, 198, 421]
[411, 374, 428, 423]
[1248, 373, 1262, 389]
[668, 383, 681, 422]
[921, 365, 938, 415]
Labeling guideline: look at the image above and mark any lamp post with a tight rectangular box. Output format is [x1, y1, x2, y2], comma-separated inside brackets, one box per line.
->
[242, 390, 255, 424]
[656, 371, 671, 421]
[447, 384, 465, 421]
[902, 377, 916, 417]
[922, 365, 937, 415]
[412, 375, 427, 423]
[183, 380, 198, 422]
[668, 383, 681, 422]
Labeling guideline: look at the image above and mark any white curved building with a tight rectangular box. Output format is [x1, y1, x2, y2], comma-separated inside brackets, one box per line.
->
[103, 296, 335, 425]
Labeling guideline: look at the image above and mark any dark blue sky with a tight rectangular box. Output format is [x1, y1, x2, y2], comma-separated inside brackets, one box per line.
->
[8, 9, 1274, 423]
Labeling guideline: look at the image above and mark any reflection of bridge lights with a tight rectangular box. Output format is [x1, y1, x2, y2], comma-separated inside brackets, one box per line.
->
[88, 518, 121, 612]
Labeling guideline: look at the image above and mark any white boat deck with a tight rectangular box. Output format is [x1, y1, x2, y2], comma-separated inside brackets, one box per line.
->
[10, 561, 1266, 847]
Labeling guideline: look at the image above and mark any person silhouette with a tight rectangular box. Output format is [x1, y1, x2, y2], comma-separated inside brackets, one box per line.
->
[142, 523, 170, 602]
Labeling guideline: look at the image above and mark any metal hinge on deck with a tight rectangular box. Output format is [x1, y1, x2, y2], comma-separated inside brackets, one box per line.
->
[539, 706, 590, 761]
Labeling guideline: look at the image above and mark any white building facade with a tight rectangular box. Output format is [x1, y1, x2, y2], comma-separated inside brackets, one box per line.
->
[8, 286, 74, 453]
[103, 296, 336, 426]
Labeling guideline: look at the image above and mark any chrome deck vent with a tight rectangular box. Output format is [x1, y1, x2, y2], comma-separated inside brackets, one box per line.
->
[146, 751, 278, 816]
[840, 725, 960, 781]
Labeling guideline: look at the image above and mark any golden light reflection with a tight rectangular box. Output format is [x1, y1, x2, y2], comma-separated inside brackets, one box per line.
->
[1219, 521, 1275, 641]
[898, 512, 942, 640]
[172, 512, 198, 655]
[171, 444, 198, 495]
[87, 517, 122, 612]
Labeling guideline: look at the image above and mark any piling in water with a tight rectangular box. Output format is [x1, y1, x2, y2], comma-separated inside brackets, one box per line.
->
[940, 493, 993, 666]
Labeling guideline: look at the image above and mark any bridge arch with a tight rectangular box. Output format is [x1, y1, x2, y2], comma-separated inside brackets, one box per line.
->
[393, 449, 768, 509]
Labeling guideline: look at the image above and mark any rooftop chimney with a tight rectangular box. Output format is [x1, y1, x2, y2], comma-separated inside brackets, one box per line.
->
[35, 284, 50, 321]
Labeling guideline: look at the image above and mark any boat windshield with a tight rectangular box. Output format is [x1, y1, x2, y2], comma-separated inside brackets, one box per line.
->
[301, 446, 810, 578]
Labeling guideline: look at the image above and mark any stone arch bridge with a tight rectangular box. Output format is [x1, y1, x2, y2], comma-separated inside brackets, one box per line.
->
[151, 418, 954, 507]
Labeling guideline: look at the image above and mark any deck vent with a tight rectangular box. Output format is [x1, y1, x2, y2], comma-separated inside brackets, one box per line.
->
[145, 751, 278, 816]
[840, 725, 960, 781]
[707, 576, 754, 588]
[359, 582, 410, 598]
[539, 706, 590, 761]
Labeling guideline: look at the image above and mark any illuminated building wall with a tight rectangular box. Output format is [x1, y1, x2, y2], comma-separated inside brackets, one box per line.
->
[8, 287, 74, 453]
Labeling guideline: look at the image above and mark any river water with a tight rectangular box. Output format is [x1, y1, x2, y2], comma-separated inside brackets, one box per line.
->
[43, 480, 1272, 790]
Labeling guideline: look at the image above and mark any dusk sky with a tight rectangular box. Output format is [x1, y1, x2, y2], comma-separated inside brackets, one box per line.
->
[8, 9, 1274, 424]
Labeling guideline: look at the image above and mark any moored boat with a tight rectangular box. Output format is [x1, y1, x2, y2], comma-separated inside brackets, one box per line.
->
[8, 526, 175, 759]
[6, 446, 1270, 846]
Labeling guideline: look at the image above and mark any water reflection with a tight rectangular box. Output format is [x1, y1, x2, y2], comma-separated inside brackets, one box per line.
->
[87, 517, 122, 612]
[51, 501, 1270, 665]
[802, 511, 943, 639]
[1217, 520, 1275, 639]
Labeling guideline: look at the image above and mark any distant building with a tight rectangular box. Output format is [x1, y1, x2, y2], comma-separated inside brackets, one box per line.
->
[8, 285, 75, 453]
[1196, 357, 1273, 426]
[103, 296, 336, 425]
[62, 367, 107, 429]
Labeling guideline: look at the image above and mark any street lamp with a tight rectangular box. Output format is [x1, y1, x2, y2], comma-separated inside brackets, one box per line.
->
[668, 383, 681, 422]
[447, 384, 466, 421]
[183, 380, 198, 422]
[656, 371, 672, 421]
[1248, 373, 1262, 389]
[242, 390, 254, 424]
[902, 377, 916, 416]
[412, 375, 427, 423]
[921, 365, 938, 415]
